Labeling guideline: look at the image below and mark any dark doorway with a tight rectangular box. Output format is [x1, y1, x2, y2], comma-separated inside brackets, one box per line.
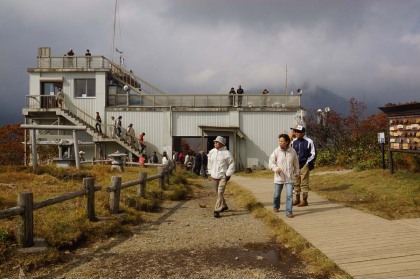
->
[173, 136, 230, 155]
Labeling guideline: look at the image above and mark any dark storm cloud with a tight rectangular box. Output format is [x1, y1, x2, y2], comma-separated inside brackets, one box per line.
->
[1, 0, 419, 125]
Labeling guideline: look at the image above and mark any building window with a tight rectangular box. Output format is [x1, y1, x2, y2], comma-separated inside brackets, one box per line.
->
[75, 79, 95, 97]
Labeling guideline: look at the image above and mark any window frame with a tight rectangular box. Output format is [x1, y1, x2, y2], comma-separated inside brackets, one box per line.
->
[74, 78, 96, 98]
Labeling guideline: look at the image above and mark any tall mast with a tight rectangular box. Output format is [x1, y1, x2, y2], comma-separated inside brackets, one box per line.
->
[284, 65, 288, 94]
[112, 0, 118, 63]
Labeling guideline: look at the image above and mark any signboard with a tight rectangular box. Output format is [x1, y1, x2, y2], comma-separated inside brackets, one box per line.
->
[379, 103, 420, 173]
[377, 132, 385, 144]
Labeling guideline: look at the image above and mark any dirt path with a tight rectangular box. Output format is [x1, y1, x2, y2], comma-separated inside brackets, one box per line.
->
[22, 182, 314, 279]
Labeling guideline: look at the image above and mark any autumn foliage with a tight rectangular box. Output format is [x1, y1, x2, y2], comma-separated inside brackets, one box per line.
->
[0, 124, 24, 165]
[305, 98, 420, 171]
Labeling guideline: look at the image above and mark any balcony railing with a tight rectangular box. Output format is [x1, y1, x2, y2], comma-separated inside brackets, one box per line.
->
[107, 94, 301, 108]
[36, 56, 108, 69]
[26, 94, 300, 110]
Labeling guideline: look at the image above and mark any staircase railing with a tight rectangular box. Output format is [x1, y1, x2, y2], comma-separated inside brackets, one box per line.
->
[60, 98, 141, 155]
[61, 97, 98, 132]
[106, 59, 166, 96]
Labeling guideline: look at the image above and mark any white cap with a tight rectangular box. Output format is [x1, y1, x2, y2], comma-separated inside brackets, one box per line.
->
[213, 136, 226, 146]
[79, 151, 85, 154]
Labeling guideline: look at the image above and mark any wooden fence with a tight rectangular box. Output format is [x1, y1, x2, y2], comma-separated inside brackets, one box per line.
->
[0, 162, 175, 248]
[106, 163, 174, 213]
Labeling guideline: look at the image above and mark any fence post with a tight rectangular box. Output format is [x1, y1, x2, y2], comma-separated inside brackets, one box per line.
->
[169, 160, 174, 175]
[164, 166, 170, 185]
[17, 192, 34, 248]
[138, 172, 147, 198]
[84, 177, 96, 221]
[158, 166, 165, 190]
[110, 176, 121, 214]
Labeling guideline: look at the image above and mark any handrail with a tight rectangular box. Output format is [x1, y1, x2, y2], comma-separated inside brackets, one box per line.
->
[34, 55, 166, 96]
[107, 93, 301, 108]
[106, 59, 166, 96]
[62, 97, 97, 130]
[26, 94, 301, 111]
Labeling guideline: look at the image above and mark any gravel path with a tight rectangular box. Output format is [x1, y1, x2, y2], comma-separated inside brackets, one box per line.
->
[23, 181, 314, 279]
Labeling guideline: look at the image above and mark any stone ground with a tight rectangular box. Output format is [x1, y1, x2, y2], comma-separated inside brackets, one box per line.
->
[8, 181, 316, 279]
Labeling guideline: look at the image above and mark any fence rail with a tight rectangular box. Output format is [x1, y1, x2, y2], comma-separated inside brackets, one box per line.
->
[0, 163, 175, 248]
[106, 162, 175, 214]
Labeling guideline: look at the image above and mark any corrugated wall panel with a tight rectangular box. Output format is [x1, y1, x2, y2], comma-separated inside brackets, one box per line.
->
[172, 111, 233, 136]
[104, 111, 171, 154]
[239, 111, 299, 168]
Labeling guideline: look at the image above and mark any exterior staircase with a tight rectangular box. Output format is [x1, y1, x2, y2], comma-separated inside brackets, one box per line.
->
[56, 106, 143, 158]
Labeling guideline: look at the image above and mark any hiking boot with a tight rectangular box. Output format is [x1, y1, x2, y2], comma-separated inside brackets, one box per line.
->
[213, 211, 220, 218]
[298, 193, 308, 207]
[293, 194, 301, 206]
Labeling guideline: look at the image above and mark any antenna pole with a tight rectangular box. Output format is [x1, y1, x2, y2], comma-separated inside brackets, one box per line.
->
[284, 65, 288, 94]
[112, 0, 118, 63]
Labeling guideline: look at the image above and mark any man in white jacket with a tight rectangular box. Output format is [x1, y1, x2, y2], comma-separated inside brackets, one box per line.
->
[207, 136, 235, 218]
[269, 133, 300, 218]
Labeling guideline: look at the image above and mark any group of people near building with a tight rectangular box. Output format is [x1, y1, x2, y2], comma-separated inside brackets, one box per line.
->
[93, 113, 147, 153]
[208, 125, 316, 220]
[174, 150, 209, 178]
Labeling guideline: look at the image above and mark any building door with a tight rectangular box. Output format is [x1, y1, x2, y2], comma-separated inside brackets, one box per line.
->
[41, 82, 63, 108]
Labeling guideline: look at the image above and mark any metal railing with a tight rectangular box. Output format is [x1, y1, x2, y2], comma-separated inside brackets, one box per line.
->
[26, 94, 300, 114]
[107, 94, 301, 108]
[35, 56, 166, 96]
[25, 95, 141, 146]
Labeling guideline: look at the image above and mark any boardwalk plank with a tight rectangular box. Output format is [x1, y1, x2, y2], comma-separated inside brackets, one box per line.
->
[231, 176, 420, 279]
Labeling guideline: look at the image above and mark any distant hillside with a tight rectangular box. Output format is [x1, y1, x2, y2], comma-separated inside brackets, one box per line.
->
[301, 86, 381, 116]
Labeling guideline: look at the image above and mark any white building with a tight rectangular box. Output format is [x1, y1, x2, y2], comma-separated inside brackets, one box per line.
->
[22, 47, 304, 170]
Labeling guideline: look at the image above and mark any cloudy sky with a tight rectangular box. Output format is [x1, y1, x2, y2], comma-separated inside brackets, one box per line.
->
[1, 0, 420, 125]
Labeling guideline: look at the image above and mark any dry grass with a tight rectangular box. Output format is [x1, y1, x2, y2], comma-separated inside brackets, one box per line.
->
[237, 167, 420, 220]
[0, 165, 193, 273]
[310, 168, 420, 219]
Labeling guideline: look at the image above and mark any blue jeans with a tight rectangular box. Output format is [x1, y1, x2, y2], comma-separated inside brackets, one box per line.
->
[273, 183, 293, 215]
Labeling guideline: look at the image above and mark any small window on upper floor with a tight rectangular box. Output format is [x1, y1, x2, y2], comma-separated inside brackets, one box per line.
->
[75, 79, 96, 98]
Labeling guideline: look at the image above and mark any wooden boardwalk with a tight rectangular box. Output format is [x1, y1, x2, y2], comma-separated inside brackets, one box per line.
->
[231, 176, 420, 279]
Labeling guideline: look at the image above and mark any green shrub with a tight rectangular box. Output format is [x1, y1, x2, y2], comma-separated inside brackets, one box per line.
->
[315, 148, 337, 167]
[0, 229, 9, 242]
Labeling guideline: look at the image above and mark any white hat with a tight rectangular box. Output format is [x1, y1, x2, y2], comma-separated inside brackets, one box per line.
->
[79, 151, 85, 154]
[213, 136, 226, 146]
